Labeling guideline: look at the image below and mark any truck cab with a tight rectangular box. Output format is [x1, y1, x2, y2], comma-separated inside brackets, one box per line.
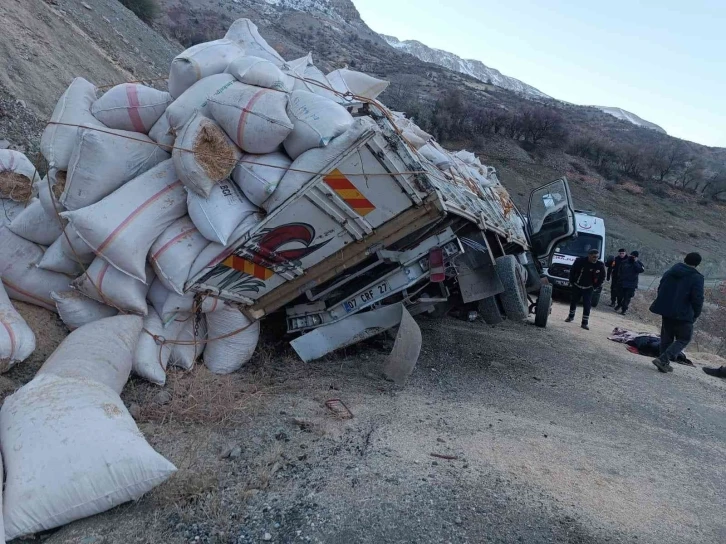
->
[543, 210, 606, 304]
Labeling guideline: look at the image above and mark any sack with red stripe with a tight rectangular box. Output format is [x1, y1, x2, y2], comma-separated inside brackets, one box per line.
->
[149, 217, 209, 296]
[62, 126, 170, 211]
[91, 83, 171, 134]
[283, 90, 354, 160]
[162, 292, 222, 325]
[168, 39, 244, 99]
[71, 257, 152, 316]
[204, 304, 260, 374]
[207, 81, 293, 154]
[0, 226, 71, 312]
[58, 223, 95, 263]
[133, 307, 185, 385]
[172, 113, 241, 198]
[40, 77, 105, 170]
[51, 290, 119, 331]
[7, 198, 63, 246]
[166, 74, 235, 133]
[61, 160, 187, 282]
[232, 151, 291, 207]
[187, 179, 258, 244]
[0, 280, 36, 372]
[265, 117, 374, 212]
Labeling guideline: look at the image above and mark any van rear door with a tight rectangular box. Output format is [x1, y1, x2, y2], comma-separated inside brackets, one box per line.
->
[526, 177, 576, 259]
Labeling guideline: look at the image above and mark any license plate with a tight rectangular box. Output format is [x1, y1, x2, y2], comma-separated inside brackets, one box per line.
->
[343, 281, 390, 313]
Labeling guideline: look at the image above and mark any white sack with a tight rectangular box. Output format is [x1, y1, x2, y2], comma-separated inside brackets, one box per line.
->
[224, 19, 284, 65]
[283, 90, 354, 159]
[187, 213, 263, 281]
[72, 258, 151, 315]
[232, 151, 291, 207]
[204, 304, 260, 374]
[36, 169, 66, 217]
[37, 235, 85, 276]
[287, 54, 338, 100]
[40, 77, 104, 169]
[162, 292, 222, 325]
[92, 83, 172, 133]
[133, 307, 184, 385]
[420, 143, 453, 170]
[455, 150, 477, 165]
[226, 55, 293, 92]
[62, 160, 186, 282]
[172, 112, 240, 197]
[208, 82, 293, 154]
[0, 149, 40, 186]
[0, 374, 176, 540]
[265, 117, 374, 212]
[51, 290, 119, 331]
[0, 199, 26, 227]
[37, 314, 141, 393]
[0, 281, 36, 372]
[169, 39, 244, 99]
[59, 223, 95, 263]
[149, 216, 208, 295]
[146, 278, 171, 321]
[62, 126, 170, 211]
[0, 227, 70, 311]
[187, 180, 258, 245]
[166, 74, 236, 133]
[327, 68, 389, 100]
[149, 112, 175, 151]
[7, 198, 64, 246]
[170, 316, 207, 371]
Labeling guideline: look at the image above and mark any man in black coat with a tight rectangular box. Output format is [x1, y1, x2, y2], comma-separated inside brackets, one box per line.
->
[565, 249, 606, 330]
[606, 248, 628, 306]
[615, 251, 645, 315]
[649, 252, 705, 373]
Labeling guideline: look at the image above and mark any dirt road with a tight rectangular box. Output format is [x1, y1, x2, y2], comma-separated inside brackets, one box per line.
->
[9, 301, 726, 544]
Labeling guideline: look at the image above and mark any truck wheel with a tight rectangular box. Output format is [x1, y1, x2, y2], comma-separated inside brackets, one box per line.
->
[591, 289, 601, 308]
[478, 296, 504, 325]
[534, 284, 553, 328]
[495, 255, 529, 321]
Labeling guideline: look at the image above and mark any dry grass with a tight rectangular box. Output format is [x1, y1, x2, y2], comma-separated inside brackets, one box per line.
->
[0, 172, 33, 201]
[194, 121, 238, 182]
[621, 181, 644, 195]
[52, 170, 66, 200]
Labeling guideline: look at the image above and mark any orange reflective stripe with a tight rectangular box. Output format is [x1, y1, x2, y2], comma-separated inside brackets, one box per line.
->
[323, 169, 376, 217]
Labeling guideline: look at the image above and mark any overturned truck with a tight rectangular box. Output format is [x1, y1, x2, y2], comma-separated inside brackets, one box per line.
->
[186, 105, 577, 363]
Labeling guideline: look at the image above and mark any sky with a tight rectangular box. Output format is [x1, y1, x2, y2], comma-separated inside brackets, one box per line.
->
[352, 0, 726, 148]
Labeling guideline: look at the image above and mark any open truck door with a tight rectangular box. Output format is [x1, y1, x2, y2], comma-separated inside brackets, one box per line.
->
[527, 177, 576, 259]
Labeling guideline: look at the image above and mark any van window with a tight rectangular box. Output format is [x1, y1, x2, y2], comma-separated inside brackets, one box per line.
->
[554, 233, 602, 258]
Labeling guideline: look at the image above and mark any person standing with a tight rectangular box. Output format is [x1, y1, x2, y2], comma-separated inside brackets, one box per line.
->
[649, 252, 705, 373]
[565, 249, 606, 330]
[615, 251, 645, 315]
[606, 249, 628, 306]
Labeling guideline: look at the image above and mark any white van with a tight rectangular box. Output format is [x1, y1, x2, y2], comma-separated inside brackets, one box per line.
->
[543, 211, 606, 306]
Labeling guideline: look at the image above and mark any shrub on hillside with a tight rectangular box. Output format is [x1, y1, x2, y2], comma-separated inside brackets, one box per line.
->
[119, 0, 159, 23]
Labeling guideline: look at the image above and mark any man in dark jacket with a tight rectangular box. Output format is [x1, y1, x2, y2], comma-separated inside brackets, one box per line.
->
[649, 252, 705, 373]
[565, 249, 606, 330]
[615, 251, 645, 315]
[606, 248, 628, 306]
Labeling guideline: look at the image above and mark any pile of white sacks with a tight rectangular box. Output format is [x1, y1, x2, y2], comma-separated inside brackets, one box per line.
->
[0, 19, 394, 385]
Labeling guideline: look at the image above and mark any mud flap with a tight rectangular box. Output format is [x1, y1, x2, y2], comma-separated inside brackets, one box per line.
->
[291, 303, 422, 384]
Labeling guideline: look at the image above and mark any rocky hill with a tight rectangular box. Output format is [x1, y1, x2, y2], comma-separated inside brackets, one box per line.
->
[593, 107, 666, 134]
[380, 34, 549, 99]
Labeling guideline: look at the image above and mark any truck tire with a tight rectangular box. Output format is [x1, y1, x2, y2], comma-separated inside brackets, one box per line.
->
[534, 284, 553, 328]
[591, 289, 601, 308]
[495, 255, 529, 321]
[478, 296, 504, 325]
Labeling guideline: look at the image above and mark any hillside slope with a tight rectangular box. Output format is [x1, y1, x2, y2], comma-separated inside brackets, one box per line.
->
[0, 0, 179, 154]
[593, 107, 666, 134]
